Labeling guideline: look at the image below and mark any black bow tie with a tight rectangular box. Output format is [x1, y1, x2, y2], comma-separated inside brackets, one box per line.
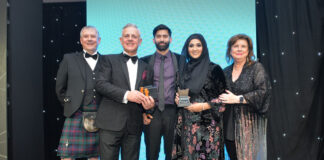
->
[124, 54, 138, 64]
[85, 53, 98, 60]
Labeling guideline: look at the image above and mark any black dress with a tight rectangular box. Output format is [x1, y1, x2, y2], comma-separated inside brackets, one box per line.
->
[223, 62, 271, 160]
[172, 63, 226, 160]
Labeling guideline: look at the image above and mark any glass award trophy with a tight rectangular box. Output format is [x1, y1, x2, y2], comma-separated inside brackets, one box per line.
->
[177, 88, 191, 107]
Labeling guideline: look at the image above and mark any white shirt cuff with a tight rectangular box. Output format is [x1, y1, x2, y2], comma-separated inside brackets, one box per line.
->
[122, 91, 129, 104]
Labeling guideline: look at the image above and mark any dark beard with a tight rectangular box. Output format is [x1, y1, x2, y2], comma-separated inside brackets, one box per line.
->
[155, 42, 170, 51]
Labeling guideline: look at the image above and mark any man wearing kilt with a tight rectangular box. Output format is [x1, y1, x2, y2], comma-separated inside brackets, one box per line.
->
[55, 26, 102, 160]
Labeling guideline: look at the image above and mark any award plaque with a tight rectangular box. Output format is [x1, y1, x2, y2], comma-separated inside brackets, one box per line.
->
[177, 88, 191, 107]
[140, 85, 158, 99]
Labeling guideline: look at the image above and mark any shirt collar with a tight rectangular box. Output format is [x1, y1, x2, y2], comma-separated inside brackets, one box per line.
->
[155, 50, 171, 59]
[83, 49, 98, 55]
[123, 51, 137, 57]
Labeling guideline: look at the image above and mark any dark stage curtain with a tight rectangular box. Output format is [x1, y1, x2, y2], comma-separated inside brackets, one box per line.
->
[43, 2, 85, 160]
[256, 0, 324, 159]
[7, 0, 44, 159]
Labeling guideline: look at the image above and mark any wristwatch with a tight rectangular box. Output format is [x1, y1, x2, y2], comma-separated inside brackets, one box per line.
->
[239, 96, 244, 103]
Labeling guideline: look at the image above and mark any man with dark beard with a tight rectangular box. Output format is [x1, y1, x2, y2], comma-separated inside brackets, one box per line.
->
[141, 24, 181, 160]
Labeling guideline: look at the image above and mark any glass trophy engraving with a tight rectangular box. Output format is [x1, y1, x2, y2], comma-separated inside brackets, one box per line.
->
[177, 88, 191, 107]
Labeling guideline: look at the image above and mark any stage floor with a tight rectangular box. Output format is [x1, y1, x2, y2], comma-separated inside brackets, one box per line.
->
[138, 134, 230, 160]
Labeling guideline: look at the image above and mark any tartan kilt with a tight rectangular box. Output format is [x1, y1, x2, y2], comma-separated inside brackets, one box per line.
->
[57, 102, 99, 158]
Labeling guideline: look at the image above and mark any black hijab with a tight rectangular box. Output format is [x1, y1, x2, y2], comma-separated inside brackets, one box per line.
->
[179, 33, 210, 95]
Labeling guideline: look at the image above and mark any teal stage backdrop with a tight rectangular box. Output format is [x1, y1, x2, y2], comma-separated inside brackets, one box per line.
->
[87, 0, 256, 68]
[87, 0, 256, 159]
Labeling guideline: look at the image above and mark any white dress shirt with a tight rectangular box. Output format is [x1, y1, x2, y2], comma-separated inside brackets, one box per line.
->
[83, 50, 98, 71]
[122, 51, 138, 103]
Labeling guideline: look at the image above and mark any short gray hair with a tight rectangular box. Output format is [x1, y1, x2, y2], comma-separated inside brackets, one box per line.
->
[122, 23, 141, 36]
[80, 26, 100, 38]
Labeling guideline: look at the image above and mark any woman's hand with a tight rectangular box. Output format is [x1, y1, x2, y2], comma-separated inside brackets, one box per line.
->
[219, 104, 226, 112]
[185, 103, 203, 112]
[185, 103, 207, 112]
[211, 98, 222, 103]
[219, 90, 240, 104]
[175, 93, 179, 105]
[211, 98, 226, 112]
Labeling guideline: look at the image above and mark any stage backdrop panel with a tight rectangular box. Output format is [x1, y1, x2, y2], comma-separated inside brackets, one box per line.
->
[87, 0, 256, 159]
[0, 0, 7, 159]
[87, 0, 256, 68]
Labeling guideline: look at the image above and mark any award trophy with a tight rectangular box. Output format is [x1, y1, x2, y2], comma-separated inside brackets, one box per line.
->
[140, 85, 158, 119]
[177, 88, 191, 107]
[140, 85, 158, 99]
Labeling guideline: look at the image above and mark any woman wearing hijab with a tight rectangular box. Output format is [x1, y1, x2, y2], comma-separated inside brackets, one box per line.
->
[172, 33, 226, 160]
[220, 34, 271, 160]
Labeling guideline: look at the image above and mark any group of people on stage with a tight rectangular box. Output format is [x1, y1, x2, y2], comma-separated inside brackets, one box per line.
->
[55, 24, 271, 160]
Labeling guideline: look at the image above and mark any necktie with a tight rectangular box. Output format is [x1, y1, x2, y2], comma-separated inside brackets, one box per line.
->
[158, 56, 166, 111]
[85, 53, 98, 60]
[124, 54, 138, 64]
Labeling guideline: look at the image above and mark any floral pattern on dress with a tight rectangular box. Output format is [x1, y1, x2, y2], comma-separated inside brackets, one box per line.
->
[172, 63, 226, 160]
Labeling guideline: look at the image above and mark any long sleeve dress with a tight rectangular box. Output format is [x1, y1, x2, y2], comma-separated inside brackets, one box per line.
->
[223, 62, 271, 160]
[172, 63, 227, 160]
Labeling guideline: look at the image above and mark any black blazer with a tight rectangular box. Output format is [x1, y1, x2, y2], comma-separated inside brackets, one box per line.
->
[55, 52, 102, 117]
[95, 53, 152, 135]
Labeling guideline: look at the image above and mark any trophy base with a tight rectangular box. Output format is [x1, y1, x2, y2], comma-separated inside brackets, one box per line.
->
[177, 96, 191, 107]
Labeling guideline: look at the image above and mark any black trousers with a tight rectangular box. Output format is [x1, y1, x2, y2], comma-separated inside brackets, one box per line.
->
[143, 105, 177, 160]
[225, 139, 238, 160]
[99, 129, 141, 160]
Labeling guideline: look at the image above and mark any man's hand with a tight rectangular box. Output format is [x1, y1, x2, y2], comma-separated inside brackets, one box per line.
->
[142, 96, 155, 110]
[127, 90, 146, 104]
[143, 113, 152, 125]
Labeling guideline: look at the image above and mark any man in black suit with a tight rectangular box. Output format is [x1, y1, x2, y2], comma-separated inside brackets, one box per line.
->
[55, 26, 101, 160]
[141, 24, 181, 160]
[95, 23, 155, 160]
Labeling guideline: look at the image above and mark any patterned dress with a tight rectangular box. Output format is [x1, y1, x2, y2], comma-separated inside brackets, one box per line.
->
[172, 63, 226, 160]
[223, 62, 271, 160]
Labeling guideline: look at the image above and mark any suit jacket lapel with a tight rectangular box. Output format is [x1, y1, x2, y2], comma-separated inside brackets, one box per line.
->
[74, 52, 86, 81]
[135, 60, 145, 89]
[93, 52, 101, 72]
[119, 53, 131, 90]
[170, 51, 178, 73]
[148, 54, 155, 68]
